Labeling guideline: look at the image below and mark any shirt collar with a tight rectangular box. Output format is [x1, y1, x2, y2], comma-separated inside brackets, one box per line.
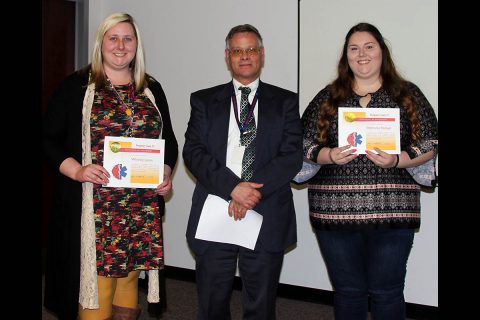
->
[233, 78, 259, 95]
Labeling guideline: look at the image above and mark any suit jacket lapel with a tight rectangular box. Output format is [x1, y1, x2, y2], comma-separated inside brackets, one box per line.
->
[211, 82, 234, 165]
[255, 81, 274, 159]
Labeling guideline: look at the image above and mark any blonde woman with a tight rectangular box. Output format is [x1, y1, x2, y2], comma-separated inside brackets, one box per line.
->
[43, 12, 178, 320]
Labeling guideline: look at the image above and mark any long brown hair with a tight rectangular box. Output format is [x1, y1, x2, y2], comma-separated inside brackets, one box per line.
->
[316, 22, 419, 144]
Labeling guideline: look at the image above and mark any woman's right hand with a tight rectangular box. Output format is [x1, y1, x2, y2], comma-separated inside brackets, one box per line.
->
[328, 145, 358, 165]
[76, 164, 110, 185]
[60, 157, 109, 185]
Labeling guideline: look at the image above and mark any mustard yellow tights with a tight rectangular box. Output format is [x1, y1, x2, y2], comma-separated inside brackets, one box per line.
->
[78, 270, 140, 320]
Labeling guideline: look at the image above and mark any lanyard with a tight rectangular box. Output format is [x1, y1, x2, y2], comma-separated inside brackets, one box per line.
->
[231, 89, 259, 135]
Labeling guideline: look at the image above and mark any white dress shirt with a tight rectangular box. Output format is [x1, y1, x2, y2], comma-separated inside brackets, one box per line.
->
[226, 78, 260, 178]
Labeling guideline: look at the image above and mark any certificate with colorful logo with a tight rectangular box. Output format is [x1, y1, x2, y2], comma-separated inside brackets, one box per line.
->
[103, 136, 164, 188]
[338, 107, 400, 154]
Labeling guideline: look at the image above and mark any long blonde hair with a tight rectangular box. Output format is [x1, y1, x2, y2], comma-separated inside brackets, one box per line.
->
[89, 12, 147, 91]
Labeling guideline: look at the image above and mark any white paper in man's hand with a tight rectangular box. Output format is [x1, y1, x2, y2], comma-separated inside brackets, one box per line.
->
[195, 194, 263, 250]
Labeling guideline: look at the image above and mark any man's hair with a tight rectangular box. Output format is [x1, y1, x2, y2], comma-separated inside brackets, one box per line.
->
[225, 24, 263, 49]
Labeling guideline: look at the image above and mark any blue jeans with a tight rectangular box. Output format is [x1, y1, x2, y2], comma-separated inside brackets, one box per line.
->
[315, 228, 415, 320]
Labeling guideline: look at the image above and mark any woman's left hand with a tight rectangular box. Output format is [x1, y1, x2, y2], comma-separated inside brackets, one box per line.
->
[366, 148, 398, 168]
[155, 174, 172, 196]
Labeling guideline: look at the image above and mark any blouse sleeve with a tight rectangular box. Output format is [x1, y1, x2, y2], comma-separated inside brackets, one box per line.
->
[404, 83, 439, 187]
[301, 87, 330, 162]
[405, 83, 438, 158]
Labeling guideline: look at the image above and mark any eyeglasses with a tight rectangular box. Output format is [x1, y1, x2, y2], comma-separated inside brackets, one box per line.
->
[228, 47, 261, 57]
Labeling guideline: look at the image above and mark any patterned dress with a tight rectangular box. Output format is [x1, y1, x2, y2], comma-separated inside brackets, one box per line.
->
[90, 83, 164, 277]
[302, 83, 438, 231]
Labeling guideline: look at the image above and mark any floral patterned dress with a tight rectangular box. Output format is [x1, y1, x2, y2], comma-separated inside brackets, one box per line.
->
[90, 83, 163, 277]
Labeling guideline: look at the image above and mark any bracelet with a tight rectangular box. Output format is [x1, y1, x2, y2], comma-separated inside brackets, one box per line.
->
[393, 154, 400, 168]
[328, 148, 336, 164]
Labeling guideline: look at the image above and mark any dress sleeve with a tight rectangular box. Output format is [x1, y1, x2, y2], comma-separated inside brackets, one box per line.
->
[42, 72, 85, 171]
[148, 78, 179, 170]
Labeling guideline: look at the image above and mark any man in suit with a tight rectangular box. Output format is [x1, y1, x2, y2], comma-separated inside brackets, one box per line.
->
[183, 24, 303, 320]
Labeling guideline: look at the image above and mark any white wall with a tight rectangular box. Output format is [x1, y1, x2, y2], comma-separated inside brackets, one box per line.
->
[299, 0, 438, 307]
[84, 0, 437, 307]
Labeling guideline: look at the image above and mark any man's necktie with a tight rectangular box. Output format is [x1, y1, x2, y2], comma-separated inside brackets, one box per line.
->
[239, 86, 256, 181]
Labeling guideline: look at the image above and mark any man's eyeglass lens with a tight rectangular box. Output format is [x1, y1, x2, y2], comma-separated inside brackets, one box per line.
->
[229, 48, 260, 57]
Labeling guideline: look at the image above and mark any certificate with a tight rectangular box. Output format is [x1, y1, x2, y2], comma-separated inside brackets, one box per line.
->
[103, 136, 164, 188]
[338, 107, 400, 154]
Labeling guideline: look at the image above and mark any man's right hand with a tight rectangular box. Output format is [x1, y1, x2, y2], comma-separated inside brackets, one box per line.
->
[230, 181, 263, 209]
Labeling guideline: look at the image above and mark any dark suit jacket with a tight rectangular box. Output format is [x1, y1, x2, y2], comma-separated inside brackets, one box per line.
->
[183, 80, 303, 254]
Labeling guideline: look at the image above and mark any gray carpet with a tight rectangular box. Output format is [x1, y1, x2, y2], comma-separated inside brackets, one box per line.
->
[43, 275, 417, 320]
[42, 275, 335, 319]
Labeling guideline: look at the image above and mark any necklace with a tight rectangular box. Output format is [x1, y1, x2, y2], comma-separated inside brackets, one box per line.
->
[107, 78, 136, 136]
